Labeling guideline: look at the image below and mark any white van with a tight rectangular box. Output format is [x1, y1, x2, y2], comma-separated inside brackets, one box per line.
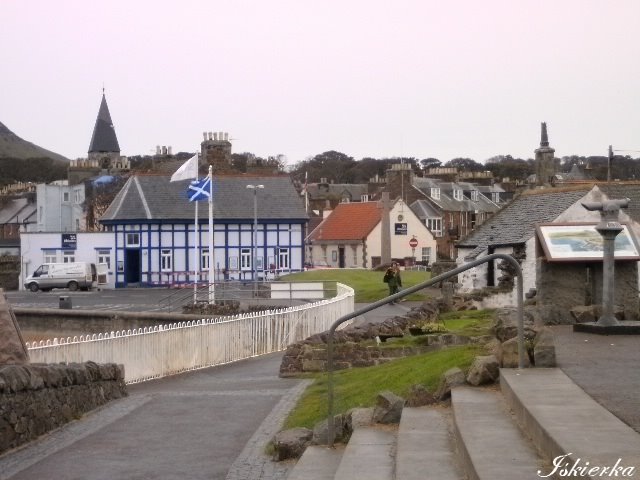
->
[24, 262, 97, 292]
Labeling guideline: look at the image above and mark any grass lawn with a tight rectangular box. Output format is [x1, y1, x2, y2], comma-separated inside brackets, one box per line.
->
[284, 344, 485, 430]
[280, 268, 435, 303]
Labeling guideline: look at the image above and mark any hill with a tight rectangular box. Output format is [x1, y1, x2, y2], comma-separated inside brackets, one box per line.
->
[0, 121, 69, 162]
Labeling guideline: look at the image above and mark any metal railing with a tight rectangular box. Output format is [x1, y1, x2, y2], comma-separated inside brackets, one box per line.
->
[27, 283, 355, 384]
[326, 253, 525, 447]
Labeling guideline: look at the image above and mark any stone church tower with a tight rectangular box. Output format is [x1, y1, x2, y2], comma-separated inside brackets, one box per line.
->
[201, 131, 234, 174]
[535, 122, 555, 187]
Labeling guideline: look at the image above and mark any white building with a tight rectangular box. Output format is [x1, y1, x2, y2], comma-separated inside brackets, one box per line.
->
[35, 181, 86, 232]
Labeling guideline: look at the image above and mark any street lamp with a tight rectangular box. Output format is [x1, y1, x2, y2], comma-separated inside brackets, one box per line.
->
[246, 185, 264, 289]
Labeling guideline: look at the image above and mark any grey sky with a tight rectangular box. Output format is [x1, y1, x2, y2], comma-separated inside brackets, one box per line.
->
[2, 0, 639, 166]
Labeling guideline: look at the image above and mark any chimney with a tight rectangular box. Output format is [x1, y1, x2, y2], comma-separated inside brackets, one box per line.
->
[213, 132, 218, 141]
[218, 131, 223, 141]
[203, 132, 207, 141]
[156, 145, 161, 155]
[224, 132, 229, 141]
[162, 146, 167, 155]
[168, 146, 172, 155]
[208, 132, 213, 140]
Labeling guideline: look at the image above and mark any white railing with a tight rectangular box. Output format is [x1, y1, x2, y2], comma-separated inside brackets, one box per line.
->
[27, 283, 355, 384]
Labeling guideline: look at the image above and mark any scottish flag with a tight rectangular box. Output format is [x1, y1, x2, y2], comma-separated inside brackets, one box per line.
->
[188, 177, 212, 202]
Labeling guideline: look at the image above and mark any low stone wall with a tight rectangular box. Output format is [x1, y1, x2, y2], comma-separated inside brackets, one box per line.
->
[0, 362, 127, 454]
[281, 333, 478, 375]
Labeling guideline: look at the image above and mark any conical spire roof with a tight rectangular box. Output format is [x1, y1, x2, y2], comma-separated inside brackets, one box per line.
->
[88, 94, 120, 153]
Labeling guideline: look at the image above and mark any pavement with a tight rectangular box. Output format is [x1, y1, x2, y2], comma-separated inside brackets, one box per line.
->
[1, 294, 639, 479]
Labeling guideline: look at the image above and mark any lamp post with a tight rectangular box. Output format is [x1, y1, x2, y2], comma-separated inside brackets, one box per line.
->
[246, 185, 264, 292]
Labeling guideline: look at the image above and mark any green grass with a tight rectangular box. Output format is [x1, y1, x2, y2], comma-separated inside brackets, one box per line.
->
[439, 309, 495, 336]
[280, 269, 434, 303]
[284, 344, 485, 429]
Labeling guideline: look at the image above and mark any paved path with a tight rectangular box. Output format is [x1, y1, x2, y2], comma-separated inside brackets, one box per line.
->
[0, 354, 307, 480]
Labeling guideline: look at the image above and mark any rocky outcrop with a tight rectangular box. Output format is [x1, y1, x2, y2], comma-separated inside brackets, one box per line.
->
[271, 427, 313, 460]
[372, 391, 405, 424]
[434, 367, 466, 400]
[466, 355, 500, 386]
[0, 362, 127, 454]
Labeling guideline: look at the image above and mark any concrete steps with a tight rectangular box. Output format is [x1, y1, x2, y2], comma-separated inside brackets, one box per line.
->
[287, 368, 640, 480]
[452, 386, 543, 480]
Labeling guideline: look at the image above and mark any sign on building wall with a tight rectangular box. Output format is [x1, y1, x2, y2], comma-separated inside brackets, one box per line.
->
[61, 233, 77, 249]
[394, 223, 408, 235]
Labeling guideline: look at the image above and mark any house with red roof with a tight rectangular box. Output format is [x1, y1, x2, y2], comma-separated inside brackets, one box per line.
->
[306, 199, 437, 269]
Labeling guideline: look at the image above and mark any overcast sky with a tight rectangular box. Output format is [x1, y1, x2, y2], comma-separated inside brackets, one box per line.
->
[2, 1, 639, 166]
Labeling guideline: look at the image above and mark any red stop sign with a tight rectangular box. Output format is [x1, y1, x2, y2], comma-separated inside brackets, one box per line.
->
[409, 238, 418, 248]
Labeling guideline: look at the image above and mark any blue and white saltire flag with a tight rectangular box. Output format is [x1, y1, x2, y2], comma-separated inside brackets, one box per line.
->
[188, 177, 212, 202]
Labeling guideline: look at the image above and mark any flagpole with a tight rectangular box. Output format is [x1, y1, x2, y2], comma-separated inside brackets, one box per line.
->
[193, 163, 199, 305]
[208, 165, 215, 303]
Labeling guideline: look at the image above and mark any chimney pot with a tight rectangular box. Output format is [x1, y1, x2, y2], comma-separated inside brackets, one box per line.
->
[213, 132, 218, 141]
[203, 132, 207, 141]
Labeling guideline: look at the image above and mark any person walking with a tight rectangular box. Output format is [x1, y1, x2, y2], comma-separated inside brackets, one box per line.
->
[383, 262, 402, 303]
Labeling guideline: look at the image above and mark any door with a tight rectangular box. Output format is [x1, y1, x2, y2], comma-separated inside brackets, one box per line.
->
[338, 246, 345, 268]
[125, 249, 141, 284]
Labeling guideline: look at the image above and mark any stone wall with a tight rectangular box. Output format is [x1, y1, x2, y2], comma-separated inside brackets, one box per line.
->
[0, 362, 127, 454]
[536, 259, 639, 323]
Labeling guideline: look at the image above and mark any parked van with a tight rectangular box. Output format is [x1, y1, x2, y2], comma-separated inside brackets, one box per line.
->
[24, 262, 97, 292]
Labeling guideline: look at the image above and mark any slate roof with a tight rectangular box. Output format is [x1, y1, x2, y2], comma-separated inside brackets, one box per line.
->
[305, 183, 369, 202]
[88, 94, 120, 153]
[100, 175, 308, 223]
[597, 182, 640, 223]
[0, 197, 36, 224]
[307, 202, 381, 242]
[457, 186, 593, 259]
[412, 177, 499, 214]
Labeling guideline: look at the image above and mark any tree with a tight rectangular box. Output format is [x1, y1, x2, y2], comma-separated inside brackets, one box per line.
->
[444, 158, 484, 172]
[420, 158, 441, 170]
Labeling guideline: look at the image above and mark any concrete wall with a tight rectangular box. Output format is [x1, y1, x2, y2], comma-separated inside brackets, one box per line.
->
[0, 362, 126, 454]
[15, 308, 208, 341]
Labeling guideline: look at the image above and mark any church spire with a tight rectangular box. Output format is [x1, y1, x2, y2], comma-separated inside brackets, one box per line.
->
[88, 93, 120, 154]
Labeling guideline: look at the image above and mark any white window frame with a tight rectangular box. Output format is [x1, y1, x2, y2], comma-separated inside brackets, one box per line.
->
[430, 188, 440, 200]
[360, 194, 369, 202]
[126, 232, 140, 247]
[471, 190, 479, 201]
[492, 192, 500, 203]
[43, 249, 57, 263]
[278, 248, 289, 269]
[421, 247, 432, 264]
[74, 189, 81, 203]
[427, 218, 442, 237]
[97, 249, 111, 269]
[161, 249, 172, 272]
[240, 248, 251, 270]
[201, 248, 210, 270]
[63, 251, 75, 263]
[453, 189, 463, 201]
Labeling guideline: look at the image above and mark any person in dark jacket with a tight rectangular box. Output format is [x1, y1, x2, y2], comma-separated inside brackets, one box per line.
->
[383, 262, 402, 303]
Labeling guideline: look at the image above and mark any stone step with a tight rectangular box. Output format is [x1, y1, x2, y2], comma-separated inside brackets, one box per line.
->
[396, 407, 463, 480]
[333, 426, 396, 480]
[500, 368, 640, 472]
[452, 386, 543, 480]
[286, 445, 344, 480]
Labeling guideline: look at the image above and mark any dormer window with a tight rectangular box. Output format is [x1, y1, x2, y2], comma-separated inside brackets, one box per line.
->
[492, 192, 500, 203]
[430, 188, 440, 200]
[471, 190, 479, 202]
[453, 189, 463, 201]
[361, 194, 369, 202]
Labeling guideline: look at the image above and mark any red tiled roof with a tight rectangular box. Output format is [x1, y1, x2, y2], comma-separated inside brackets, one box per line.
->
[308, 202, 381, 241]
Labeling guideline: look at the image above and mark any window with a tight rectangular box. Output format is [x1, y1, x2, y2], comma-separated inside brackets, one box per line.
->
[471, 190, 479, 201]
[421, 247, 432, 264]
[126, 232, 140, 246]
[74, 190, 81, 203]
[278, 248, 289, 269]
[240, 248, 251, 270]
[43, 249, 57, 263]
[492, 192, 501, 203]
[97, 249, 111, 269]
[201, 248, 210, 270]
[63, 251, 75, 263]
[453, 189, 463, 201]
[161, 249, 172, 271]
[430, 188, 440, 200]
[360, 194, 369, 202]
[63, 192, 69, 202]
[427, 218, 442, 237]
[75, 219, 80, 231]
